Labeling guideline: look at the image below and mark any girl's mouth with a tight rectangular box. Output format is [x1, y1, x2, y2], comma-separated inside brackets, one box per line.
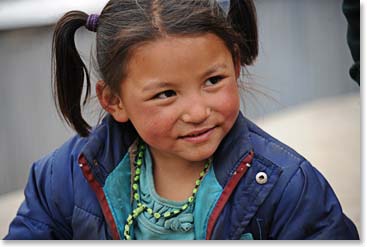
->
[179, 126, 216, 143]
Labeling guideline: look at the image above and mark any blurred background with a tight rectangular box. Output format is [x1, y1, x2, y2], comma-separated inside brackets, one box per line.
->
[0, 0, 360, 237]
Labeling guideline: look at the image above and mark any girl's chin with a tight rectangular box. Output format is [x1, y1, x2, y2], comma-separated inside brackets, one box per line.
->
[179, 146, 217, 162]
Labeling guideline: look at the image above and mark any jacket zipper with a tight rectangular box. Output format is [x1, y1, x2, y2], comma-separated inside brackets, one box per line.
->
[78, 154, 121, 240]
[206, 151, 254, 240]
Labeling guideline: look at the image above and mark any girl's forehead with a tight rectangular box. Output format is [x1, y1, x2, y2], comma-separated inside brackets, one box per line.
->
[122, 33, 235, 89]
[128, 33, 233, 71]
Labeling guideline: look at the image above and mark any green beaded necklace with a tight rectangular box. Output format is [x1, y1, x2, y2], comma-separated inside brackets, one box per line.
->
[123, 142, 210, 240]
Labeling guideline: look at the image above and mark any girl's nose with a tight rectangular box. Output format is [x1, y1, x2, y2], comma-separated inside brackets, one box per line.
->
[181, 99, 211, 124]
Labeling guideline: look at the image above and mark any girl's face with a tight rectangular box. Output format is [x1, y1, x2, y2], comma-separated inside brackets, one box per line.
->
[119, 33, 240, 163]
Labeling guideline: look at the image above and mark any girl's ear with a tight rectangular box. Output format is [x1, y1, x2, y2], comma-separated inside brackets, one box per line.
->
[96, 80, 129, 123]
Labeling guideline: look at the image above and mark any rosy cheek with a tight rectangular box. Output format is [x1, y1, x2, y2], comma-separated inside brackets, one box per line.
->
[217, 84, 240, 118]
[138, 112, 176, 143]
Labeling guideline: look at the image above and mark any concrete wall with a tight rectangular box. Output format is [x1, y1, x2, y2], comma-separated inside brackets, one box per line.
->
[0, 0, 359, 195]
[0, 27, 96, 194]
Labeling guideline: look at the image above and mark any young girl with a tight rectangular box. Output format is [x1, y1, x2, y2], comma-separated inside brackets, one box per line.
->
[5, 0, 359, 240]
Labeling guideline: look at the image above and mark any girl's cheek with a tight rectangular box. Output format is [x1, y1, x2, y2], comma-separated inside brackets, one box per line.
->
[139, 111, 177, 140]
[216, 83, 240, 118]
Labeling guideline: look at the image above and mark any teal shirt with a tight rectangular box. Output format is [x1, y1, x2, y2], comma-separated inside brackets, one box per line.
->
[103, 142, 223, 240]
[134, 147, 195, 240]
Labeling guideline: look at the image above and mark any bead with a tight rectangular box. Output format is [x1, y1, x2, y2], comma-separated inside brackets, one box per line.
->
[125, 225, 130, 232]
[173, 209, 180, 215]
[154, 212, 161, 219]
[164, 212, 171, 218]
[126, 236, 131, 240]
[134, 193, 140, 200]
[188, 196, 194, 203]
[195, 180, 201, 186]
[132, 183, 139, 191]
[136, 159, 142, 166]
[182, 204, 188, 210]
[192, 188, 198, 194]
[137, 205, 143, 212]
[134, 176, 139, 182]
[136, 168, 141, 175]
[127, 215, 132, 222]
[132, 209, 137, 217]
[200, 171, 205, 177]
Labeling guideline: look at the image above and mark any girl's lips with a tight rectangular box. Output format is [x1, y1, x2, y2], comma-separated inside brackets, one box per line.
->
[179, 126, 216, 143]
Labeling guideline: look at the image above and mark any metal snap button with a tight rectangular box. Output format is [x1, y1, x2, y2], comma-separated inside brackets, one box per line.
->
[256, 172, 268, 184]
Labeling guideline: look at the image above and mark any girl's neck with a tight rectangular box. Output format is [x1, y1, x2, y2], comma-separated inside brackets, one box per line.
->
[149, 147, 207, 201]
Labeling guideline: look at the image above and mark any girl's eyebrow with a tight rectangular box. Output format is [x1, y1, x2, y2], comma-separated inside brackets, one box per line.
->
[201, 63, 228, 78]
[142, 81, 173, 92]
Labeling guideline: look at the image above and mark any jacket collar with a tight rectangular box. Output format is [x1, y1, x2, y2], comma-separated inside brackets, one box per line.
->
[80, 112, 252, 187]
[213, 112, 253, 187]
[80, 115, 137, 185]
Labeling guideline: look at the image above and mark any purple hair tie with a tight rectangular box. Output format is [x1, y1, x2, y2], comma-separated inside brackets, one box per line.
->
[86, 14, 99, 32]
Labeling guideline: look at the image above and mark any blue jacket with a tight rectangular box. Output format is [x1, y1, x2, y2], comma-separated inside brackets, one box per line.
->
[4, 113, 359, 240]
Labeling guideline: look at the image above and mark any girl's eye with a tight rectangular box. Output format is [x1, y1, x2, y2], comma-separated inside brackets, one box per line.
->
[205, 76, 224, 86]
[154, 90, 177, 99]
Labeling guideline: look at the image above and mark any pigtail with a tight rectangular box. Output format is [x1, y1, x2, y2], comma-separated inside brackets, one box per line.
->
[228, 0, 258, 65]
[52, 11, 92, 137]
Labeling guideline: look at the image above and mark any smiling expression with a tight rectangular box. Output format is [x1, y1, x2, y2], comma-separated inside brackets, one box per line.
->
[118, 33, 240, 164]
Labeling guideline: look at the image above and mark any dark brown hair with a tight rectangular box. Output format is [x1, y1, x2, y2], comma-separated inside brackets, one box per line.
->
[52, 0, 258, 137]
